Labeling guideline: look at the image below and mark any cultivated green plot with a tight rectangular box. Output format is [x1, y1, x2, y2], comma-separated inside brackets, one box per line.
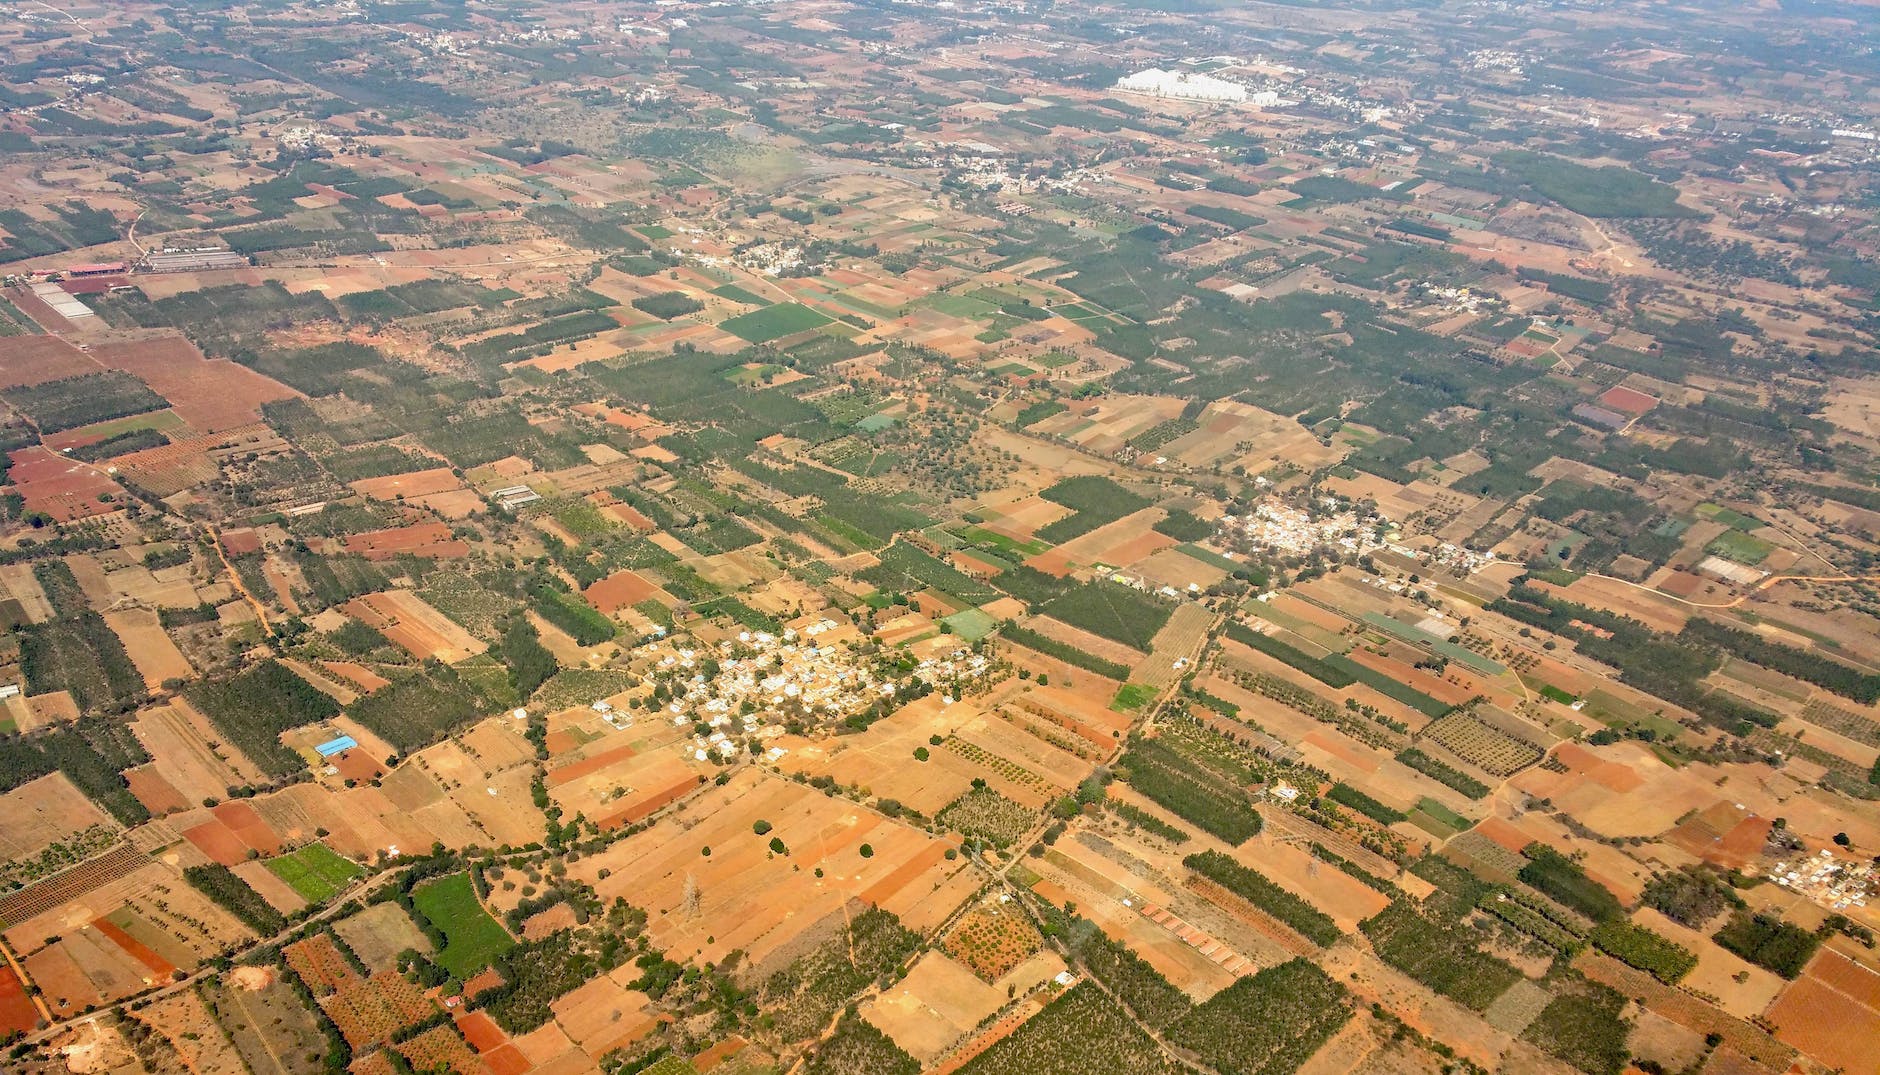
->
[711, 283, 773, 306]
[942, 608, 997, 641]
[718, 302, 831, 342]
[264, 842, 361, 903]
[1111, 683, 1156, 711]
[1707, 529, 1773, 564]
[412, 872, 515, 978]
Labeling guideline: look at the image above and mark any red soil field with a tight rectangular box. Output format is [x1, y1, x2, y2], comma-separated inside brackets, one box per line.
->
[1658, 571, 1705, 598]
[221, 529, 262, 556]
[546, 745, 638, 788]
[455, 1011, 507, 1052]
[860, 842, 954, 906]
[0, 963, 38, 1035]
[1552, 743, 1647, 793]
[322, 661, 392, 693]
[693, 1036, 749, 1072]
[0, 335, 95, 388]
[183, 820, 250, 866]
[1022, 549, 1076, 577]
[24, 943, 101, 1015]
[1597, 386, 1659, 415]
[484, 1044, 529, 1075]
[583, 570, 657, 613]
[604, 503, 655, 530]
[1472, 817, 1531, 854]
[1812, 949, 1880, 1009]
[1102, 530, 1176, 565]
[1344, 648, 1477, 706]
[333, 750, 385, 784]
[91, 917, 176, 981]
[350, 468, 460, 500]
[125, 766, 190, 816]
[1713, 816, 1775, 867]
[58, 276, 131, 295]
[6, 446, 121, 521]
[463, 967, 504, 1001]
[86, 337, 296, 433]
[595, 773, 699, 829]
[912, 592, 956, 618]
[950, 550, 1006, 577]
[213, 801, 283, 856]
[342, 522, 470, 560]
[1767, 975, 1880, 1075]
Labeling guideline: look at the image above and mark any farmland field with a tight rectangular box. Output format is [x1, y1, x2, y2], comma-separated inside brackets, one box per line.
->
[936, 788, 1037, 848]
[1040, 583, 1174, 652]
[0, 6, 1874, 1075]
[411, 872, 515, 978]
[1165, 958, 1350, 1075]
[942, 901, 1043, 982]
[954, 982, 1175, 1075]
[1421, 713, 1543, 776]
[719, 302, 831, 342]
[2, 371, 166, 433]
[264, 842, 361, 904]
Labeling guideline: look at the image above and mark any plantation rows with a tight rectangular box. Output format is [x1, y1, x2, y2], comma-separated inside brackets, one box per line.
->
[759, 908, 919, 1043]
[1120, 735, 1263, 844]
[1589, 919, 1696, 983]
[955, 982, 1175, 1075]
[1223, 667, 1394, 749]
[1185, 851, 1341, 947]
[1035, 475, 1151, 543]
[1039, 581, 1174, 652]
[1396, 747, 1490, 799]
[1165, 959, 1351, 1075]
[1224, 621, 1355, 688]
[1422, 713, 1542, 777]
[999, 623, 1130, 680]
[187, 659, 340, 778]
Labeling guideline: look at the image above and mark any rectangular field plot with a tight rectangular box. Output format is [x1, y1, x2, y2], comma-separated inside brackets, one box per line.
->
[264, 842, 361, 904]
[718, 302, 831, 342]
[206, 975, 329, 1075]
[412, 872, 514, 978]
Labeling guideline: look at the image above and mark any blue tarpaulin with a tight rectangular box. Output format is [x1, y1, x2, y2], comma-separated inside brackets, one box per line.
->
[314, 735, 358, 757]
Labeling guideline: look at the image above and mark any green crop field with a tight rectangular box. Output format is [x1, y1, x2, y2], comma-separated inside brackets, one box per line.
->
[264, 842, 361, 903]
[942, 608, 997, 641]
[1112, 683, 1156, 711]
[1695, 503, 1762, 531]
[711, 283, 773, 306]
[719, 302, 831, 342]
[1707, 529, 1773, 565]
[959, 526, 1049, 557]
[413, 872, 515, 977]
